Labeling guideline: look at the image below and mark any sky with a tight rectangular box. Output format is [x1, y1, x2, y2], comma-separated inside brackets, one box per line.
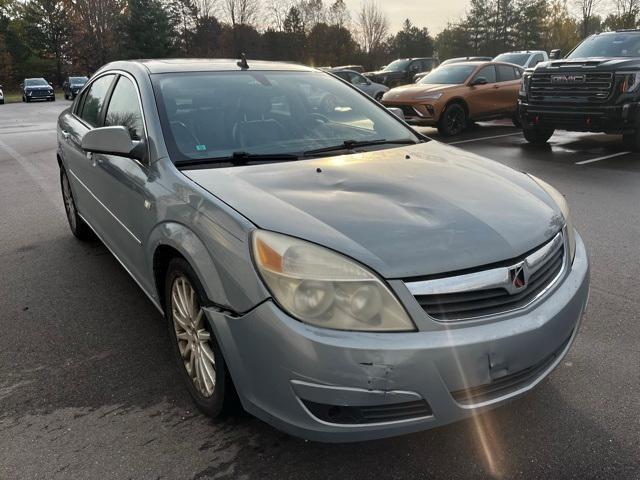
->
[342, 0, 470, 35]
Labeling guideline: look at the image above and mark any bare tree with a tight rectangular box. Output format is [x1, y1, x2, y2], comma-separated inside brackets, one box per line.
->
[327, 0, 350, 27]
[357, 0, 388, 53]
[221, 0, 260, 25]
[267, 0, 296, 30]
[194, 0, 218, 18]
[574, 0, 602, 37]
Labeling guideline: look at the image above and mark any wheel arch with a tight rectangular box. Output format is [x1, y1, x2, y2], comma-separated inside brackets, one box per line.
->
[148, 222, 232, 314]
[444, 97, 470, 118]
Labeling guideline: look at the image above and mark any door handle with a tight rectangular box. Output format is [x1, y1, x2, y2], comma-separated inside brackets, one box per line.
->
[61, 130, 70, 139]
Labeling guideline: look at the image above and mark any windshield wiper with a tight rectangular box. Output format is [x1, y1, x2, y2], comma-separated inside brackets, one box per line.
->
[176, 151, 301, 167]
[303, 138, 419, 156]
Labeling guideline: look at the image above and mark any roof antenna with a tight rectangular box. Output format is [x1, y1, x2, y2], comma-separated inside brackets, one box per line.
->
[237, 53, 249, 70]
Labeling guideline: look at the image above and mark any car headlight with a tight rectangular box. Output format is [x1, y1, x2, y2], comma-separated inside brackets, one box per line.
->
[415, 92, 443, 100]
[528, 175, 576, 263]
[618, 72, 640, 93]
[252, 230, 415, 332]
[519, 72, 532, 96]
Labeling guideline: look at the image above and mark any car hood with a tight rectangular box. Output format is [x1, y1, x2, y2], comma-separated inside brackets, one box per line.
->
[25, 86, 51, 90]
[535, 57, 640, 71]
[383, 84, 460, 101]
[184, 142, 562, 279]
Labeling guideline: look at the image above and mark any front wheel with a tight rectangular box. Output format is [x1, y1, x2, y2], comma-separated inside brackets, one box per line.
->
[438, 103, 467, 136]
[523, 126, 554, 144]
[374, 91, 384, 101]
[165, 258, 236, 418]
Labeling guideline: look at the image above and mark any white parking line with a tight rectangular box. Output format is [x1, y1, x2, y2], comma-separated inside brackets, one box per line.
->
[575, 151, 631, 165]
[448, 132, 522, 145]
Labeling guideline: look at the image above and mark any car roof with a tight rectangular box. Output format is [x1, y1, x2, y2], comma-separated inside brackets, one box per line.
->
[25, 77, 46, 80]
[496, 50, 545, 55]
[106, 58, 317, 74]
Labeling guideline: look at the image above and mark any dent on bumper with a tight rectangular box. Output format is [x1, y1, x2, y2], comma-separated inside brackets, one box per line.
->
[205, 233, 590, 442]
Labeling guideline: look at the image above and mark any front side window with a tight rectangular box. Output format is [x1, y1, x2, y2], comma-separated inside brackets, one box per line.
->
[419, 64, 476, 85]
[152, 71, 419, 165]
[568, 33, 640, 58]
[474, 66, 496, 84]
[104, 76, 144, 141]
[497, 65, 518, 82]
[79, 75, 115, 127]
[351, 73, 368, 85]
[384, 59, 410, 72]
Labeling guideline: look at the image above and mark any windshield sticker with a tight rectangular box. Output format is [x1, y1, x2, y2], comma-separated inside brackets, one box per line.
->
[195, 144, 207, 151]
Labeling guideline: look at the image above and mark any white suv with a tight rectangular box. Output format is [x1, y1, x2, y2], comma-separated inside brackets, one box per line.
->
[0, 85, 4, 105]
[494, 50, 549, 68]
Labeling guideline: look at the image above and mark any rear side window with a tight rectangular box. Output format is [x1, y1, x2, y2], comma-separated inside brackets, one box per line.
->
[497, 65, 518, 82]
[79, 75, 115, 127]
[475, 65, 496, 84]
[104, 76, 145, 141]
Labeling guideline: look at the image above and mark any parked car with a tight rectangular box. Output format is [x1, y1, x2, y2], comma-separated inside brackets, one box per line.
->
[383, 61, 524, 135]
[364, 57, 439, 87]
[333, 64, 364, 73]
[494, 50, 549, 68]
[519, 30, 640, 150]
[21, 78, 55, 102]
[63, 76, 89, 100]
[330, 68, 389, 100]
[57, 58, 589, 443]
[414, 57, 493, 82]
[0, 85, 4, 105]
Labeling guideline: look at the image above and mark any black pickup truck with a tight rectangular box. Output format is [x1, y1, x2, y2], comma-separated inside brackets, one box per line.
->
[519, 30, 640, 150]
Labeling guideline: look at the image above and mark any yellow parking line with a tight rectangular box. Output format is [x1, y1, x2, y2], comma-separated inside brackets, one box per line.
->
[575, 151, 631, 165]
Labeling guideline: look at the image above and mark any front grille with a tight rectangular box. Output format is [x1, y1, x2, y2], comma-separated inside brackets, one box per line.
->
[529, 72, 614, 103]
[30, 90, 49, 97]
[302, 399, 432, 424]
[409, 233, 566, 321]
[451, 331, 573, 405]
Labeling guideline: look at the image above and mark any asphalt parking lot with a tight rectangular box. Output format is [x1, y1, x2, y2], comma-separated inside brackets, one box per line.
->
[0, 100, 638, 480]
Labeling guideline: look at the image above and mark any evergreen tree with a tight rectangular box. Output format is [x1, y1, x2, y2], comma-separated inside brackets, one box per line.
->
[389, 19, 433, 57]
[121, 0, 175, 59]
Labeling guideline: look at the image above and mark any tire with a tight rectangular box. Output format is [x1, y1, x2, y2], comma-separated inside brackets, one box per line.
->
[165, 258, 236, 418]
[25, 97, 30, 103]
[374, 91, 384, 101]
[523, 126, 554, 144]
[623, 131, 640, 151]
[64, 93, 68, 100]
[512, 115, 522, 128]
[60, 168, 93, 240]
[437, 103, 467, 136]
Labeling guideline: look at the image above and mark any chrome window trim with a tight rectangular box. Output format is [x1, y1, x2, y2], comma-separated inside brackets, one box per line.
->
[405, 230, 568, 321]
[69, 168, 142, 246]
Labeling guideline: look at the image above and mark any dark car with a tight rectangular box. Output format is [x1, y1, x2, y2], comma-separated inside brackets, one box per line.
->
[63, 76, 89, 100]
[21, 78, 55, 102]
[364, 58, 439, 87]
[518, 29, 640, 150]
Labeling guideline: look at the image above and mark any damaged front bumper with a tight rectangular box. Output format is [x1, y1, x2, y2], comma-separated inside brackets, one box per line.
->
[205, 233, 590, 442]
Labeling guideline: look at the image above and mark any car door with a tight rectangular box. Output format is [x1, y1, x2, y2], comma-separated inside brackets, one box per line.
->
[495, 64, 523, 114]
[59, 73, 117, 230]
[87, 73, 154, 288]
[467, 65, 500, 118]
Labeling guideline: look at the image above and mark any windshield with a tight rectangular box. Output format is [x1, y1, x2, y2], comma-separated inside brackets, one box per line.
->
[493, 53, 530, 66]
[568, 32, 640, 58]
[153, 71, 420, 165]
[25, 79, 48, 86]
[384, 59, 411, 71]
[418, 64, 476, 84]
[70, 76, 88, 85]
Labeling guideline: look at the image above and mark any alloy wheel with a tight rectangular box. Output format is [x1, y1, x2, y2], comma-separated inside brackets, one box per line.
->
[61, 173, 77, 231]
[171, 276, 216, 398]
[446, 108, 464, 135]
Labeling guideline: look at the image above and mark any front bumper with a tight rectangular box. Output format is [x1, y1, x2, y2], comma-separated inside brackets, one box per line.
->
[206, 232, 589, 442]
[519, 99, 640, 133]
[382, 102, 441, 126]
[26, 91, 55, 101]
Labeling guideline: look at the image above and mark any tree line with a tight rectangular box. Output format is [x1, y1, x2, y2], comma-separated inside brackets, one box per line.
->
[0, 0, 638, 89]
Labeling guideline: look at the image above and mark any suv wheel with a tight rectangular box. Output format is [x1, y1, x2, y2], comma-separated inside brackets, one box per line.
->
[523, 126, 554, 144]
[60, 169, 92, 240]
[165, 258, 236, 418]
[438, 103, 466, 136]
[623, 131, 640, 151]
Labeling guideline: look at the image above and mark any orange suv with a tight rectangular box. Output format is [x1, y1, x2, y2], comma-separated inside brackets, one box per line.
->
[382, 61, 524, 136]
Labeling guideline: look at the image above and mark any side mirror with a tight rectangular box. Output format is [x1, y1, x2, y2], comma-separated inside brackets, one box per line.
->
[470, 77, 488, 86]
[549, 49, 561, 60]
[48, 82, 53, 86]
[387, 107, 405, 120]
[81, 126, 143, 160]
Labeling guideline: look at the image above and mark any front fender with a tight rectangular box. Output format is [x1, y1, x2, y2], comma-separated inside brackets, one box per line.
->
[146, 221, 269, 314]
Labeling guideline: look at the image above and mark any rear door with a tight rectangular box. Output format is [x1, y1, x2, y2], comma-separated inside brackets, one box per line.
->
[495, 64, 523, 114]
[467, 65, 500, 118]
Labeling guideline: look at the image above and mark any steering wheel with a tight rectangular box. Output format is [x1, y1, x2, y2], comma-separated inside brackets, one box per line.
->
[307, 113, 330, 124]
